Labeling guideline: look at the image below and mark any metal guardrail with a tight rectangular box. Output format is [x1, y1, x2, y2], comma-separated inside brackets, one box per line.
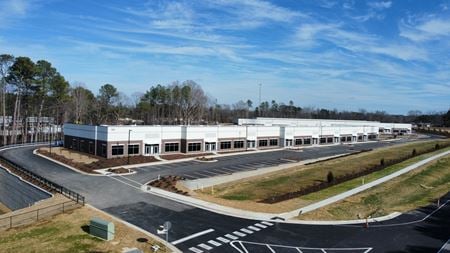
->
[0, 143, 85, 206]
[0, 200, 81, 231]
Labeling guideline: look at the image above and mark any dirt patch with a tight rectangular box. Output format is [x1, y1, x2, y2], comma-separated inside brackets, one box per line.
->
[196, 156, 216, 162]
[106, 167, 133, 174]
[38, 148, 159, 173]
[160, 153, 212, 160]
[40, 147, 98, 164]
[0, 205, 168, 253]
[148, 176, 189, 195]
[0, 202, 10, 215]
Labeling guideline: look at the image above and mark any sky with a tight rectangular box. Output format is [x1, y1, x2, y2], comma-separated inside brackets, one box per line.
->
[1, 0, 450, 114]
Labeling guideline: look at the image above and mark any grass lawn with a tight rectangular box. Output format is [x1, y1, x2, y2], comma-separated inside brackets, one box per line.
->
[299, 153, 450, 220]
[0, 206, 168, 253]
[192, 139, 450, 213]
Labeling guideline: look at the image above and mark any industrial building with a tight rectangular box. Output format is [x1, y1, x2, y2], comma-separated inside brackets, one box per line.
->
[62, 117, 412, 159]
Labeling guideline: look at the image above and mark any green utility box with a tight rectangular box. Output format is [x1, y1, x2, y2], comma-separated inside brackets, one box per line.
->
[89, 217, 115, 241]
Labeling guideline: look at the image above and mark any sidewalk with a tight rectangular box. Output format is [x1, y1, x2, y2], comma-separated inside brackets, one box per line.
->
[146, 149, 450, 224]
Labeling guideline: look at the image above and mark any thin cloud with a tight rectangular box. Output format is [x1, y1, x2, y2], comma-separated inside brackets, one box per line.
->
[368, 1, 392, 10]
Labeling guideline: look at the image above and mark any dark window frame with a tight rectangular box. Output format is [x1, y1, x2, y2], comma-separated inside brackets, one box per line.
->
[258, 139, 268, 147]
[112, 145, 124, 156]
[269, 139, 278, 146]
[233, 140, 244, 149]
[220, 141, 232, 150]
[128, 144, 140, 155]
[295, 139, 303, 145]
[188, 142, 202, 152]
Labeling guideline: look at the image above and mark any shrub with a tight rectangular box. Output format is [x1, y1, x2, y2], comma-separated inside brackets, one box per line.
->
[327, 171, 335, 183]
[380, 158, 385, 166]
[435, 143, 440, 150]
[412, 149, 417, 156]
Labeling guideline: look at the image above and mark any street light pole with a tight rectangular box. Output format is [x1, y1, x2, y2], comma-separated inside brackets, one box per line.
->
[127, 129, 132, 165]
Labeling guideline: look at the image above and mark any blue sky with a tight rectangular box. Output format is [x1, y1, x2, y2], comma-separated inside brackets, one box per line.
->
[1, 0, 449, 114]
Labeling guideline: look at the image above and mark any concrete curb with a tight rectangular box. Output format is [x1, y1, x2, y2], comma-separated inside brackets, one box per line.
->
[147, 186, 276, 221]
[148, 149, 450, 225]
[284, 212, 402, 225]
[182, 153, 350, 190]
[0, 165, 54, 198]
[86, 204, 181, 253]
[278, 149, 450, 219]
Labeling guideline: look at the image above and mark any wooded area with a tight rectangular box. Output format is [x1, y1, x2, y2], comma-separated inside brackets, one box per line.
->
[1, 54, 449, 146]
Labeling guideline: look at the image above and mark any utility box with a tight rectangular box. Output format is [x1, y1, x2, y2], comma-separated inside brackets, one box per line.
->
[89, 217, 114, 241]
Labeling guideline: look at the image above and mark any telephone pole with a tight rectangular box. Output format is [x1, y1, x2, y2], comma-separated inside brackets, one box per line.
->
[258, 83, 262, 106]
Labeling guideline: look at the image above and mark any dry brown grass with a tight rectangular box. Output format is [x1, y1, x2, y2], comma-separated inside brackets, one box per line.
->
[192, 140, 450, 213]
[0, 205, 168, 253]
[299, 154, 450, 220]
[40, 147, 98, 164]
[0, 202, 10, 215]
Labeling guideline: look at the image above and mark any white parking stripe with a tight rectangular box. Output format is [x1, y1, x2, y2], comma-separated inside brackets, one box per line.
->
[225, 234, 238, 240]
[189, 247, 203, 253]
[198, 243, 213, 250]
[208, 240, 222, 246]
[240, 228, 254, 234]
[296, 248, 303, 253]
[261, 221, 274, 226]
[171, 228, 215, 245]
[248, 225, 261, 231]
[233, 231, 247, 237]
[254, 223, 267, 228]
[216, 237, 230, 243]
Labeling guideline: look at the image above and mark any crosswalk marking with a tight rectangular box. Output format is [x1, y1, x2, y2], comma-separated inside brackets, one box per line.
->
[261, 221, 274, 226]
[240, 228, 254, 234]
[189, 247, 203, 253]
[254, 223, 267, 228]
[198, 243, 213, 250]
[248, 225, 261, 231]
[225, 234, 239, 240]
[233, 231, 246, 237]
[216, 237, 230, 243]
[208, 240, 222, 246]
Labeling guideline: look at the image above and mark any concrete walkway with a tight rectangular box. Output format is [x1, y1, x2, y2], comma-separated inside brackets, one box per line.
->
[148, 149, 450, 224]
[279, 149, 450, 219]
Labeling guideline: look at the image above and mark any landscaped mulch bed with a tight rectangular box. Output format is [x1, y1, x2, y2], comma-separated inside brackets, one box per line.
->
[38, 150, 158, 173]
[160, 153, 212, 160]
[148, 175, 189, 195]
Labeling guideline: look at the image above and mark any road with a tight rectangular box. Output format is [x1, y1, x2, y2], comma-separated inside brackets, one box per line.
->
[1, 138, 449, 253]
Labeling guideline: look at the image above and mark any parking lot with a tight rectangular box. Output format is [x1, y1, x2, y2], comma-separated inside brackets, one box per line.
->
[124, 140, 414, 185]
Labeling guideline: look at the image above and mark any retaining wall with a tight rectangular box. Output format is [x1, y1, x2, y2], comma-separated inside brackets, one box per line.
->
[0, 167, 51, 211]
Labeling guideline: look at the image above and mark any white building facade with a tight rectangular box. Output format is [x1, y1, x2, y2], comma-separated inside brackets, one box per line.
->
[63, 118, 410, 159]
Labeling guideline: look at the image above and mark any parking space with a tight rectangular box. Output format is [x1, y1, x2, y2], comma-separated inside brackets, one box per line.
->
[230, 241, 373, 253]
[124, 139, 426, 185]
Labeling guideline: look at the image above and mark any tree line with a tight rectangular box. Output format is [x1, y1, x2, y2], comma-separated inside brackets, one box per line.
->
[1, 54, 449, 145]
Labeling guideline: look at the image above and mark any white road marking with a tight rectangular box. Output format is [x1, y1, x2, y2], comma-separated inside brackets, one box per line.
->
[216, 237, 230, 243]
[247, 225, 261, 231]
[267, 245, 276, 253]
[230, 240, 373, 253]
[208, 240, 222, 246]
[233, 231, 247, 237]
[261, 221, 274, 226]
[198, 243, 213, 250]
[107, 175, 141, 190]
[254, 223, 267, 228]
[188, 247, 203, 253]
[437, 239, 450, 253]
[240, 228, 254, 234]
[171, 228, 215, 245]
[225, 234, 239, 240]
